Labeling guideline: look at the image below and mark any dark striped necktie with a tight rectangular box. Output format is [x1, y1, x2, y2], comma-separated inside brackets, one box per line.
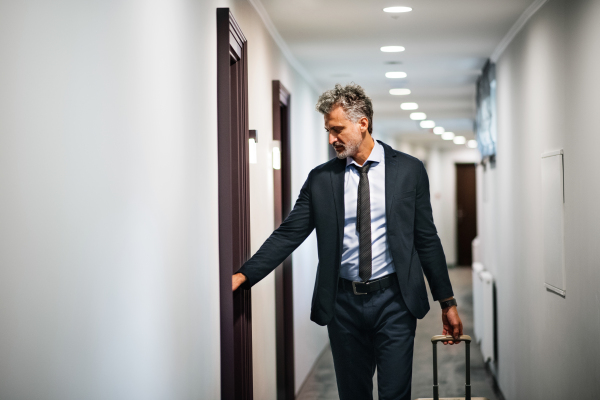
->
[354, 162, 372, 282]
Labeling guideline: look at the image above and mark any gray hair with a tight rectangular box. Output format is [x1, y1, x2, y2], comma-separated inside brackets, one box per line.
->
[315, 83, 374, 134]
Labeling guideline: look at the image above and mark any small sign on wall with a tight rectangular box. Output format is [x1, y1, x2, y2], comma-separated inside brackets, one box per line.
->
[541, 149, 566, 297]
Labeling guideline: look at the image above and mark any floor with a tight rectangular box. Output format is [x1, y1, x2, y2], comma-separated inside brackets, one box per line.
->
[296, 267, 503, 400]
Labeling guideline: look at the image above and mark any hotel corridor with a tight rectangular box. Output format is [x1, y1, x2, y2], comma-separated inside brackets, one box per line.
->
[1, 0, 600, 399]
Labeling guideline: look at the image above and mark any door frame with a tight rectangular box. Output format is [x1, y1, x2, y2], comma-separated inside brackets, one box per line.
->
[217, 8, 253, 400]
[272, 80, 295, 400]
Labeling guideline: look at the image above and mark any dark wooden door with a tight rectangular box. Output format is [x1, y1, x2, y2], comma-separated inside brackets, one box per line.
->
[217, 8, 253, 400]
[272, 81, 295, 400]
[456, 163, 477, 266]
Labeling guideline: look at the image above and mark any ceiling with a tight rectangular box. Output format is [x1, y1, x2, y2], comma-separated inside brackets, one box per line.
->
[260, 0, 535, 148]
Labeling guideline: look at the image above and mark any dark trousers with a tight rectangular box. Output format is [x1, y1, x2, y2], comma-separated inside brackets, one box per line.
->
[327, 275, 417, 400]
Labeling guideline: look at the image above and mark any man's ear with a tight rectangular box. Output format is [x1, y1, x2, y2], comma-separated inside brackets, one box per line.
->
[359, 116, 369, 133]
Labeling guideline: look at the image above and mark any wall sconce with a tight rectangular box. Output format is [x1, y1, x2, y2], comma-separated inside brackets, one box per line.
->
[272, 140, 281, 170]
[249, 130, 257, 164]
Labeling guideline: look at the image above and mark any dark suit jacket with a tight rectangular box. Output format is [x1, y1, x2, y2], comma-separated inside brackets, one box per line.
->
[237, 140, 453, 326]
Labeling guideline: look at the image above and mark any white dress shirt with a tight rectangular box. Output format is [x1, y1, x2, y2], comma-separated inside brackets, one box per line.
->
[340, 140, 395, 281]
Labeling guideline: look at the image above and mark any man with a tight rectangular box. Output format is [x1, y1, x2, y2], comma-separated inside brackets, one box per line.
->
[232, 83, 462, 400]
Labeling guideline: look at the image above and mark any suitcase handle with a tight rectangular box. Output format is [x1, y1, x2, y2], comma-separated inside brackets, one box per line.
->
[431, 335, 473, 400]
[431, 334, 472, 343]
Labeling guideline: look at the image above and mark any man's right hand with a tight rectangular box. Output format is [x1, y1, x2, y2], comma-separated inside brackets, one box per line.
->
[232, 273, 247, 292]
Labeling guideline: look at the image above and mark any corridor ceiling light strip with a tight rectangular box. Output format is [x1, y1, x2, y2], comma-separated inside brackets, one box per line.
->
[401, 102, 418, 110]
[389, 88, 411, 95]
[410, 112, 427, 120]
[420, 120, 436, 129]
[381, 46, 405, 53]
[441, 132, 455, 140]
[467, 140, 478, 148]
[385, 71, 407, 79]
[433, 127, 445, 135]
[383, 6, 412, 13]
[453, 136, 466, 145]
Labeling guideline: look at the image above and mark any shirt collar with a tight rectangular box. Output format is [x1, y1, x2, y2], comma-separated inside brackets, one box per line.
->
[346, 139, 384, 168]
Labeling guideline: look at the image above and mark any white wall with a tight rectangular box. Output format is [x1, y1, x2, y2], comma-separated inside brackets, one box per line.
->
[230, 1, 329, 397]
[478, 0, 600, 398]
[0, 1, 327, 399]
[0, 1, 229, 398]
[288, 86, 330, 394]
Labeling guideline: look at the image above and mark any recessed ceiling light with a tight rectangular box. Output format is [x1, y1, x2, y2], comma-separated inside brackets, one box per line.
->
[410, 112, 427, 120]
[383, 6, 413, 13]
[389, 88, 411, 95]
[381, 46, 405, 53]
[441, 132, 455, 140]
[467, 140, 478, 148]
[433, 127, 445, 135]
[385, 71, 407, 79]
[401, 102, 418, 110]
[453, 136, 466, 145]
[420, 120, 435, 129]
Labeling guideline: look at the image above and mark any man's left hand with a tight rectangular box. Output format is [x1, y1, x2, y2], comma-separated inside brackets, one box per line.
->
[441, 303, 463, 345]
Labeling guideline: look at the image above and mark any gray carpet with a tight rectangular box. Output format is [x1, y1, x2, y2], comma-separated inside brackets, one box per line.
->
[296, 267, 501, 400]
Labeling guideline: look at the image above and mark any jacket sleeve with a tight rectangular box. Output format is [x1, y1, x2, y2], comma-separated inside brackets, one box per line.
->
[413, 161, 454, 301]
[235, 171, 315, 289]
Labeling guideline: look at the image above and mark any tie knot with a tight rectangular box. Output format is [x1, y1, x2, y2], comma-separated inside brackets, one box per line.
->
[353, 162, 371, 175]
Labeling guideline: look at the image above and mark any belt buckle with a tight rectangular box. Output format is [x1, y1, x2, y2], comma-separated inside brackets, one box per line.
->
[352, 281, 368, 295]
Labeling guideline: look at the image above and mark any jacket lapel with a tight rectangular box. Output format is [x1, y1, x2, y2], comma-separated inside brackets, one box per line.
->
[330, 157, 346, 248]
[380, 140, 399, 218]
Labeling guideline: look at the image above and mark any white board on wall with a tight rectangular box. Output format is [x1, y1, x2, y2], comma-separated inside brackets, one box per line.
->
[541, 149, 565, 297]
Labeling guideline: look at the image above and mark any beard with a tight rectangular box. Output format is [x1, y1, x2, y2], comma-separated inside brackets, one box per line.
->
[332, 136, 361, 159]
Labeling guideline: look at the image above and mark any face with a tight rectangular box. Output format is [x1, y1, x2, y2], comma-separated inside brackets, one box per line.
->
[324, 105, 369, 159]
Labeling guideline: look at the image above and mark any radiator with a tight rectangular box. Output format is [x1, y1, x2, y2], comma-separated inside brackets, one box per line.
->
[472, 262, 484, 344]
[480, 271, 495, 363]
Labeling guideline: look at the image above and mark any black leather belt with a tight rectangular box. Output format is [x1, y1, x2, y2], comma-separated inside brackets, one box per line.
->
[339, 273, 396, 295]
